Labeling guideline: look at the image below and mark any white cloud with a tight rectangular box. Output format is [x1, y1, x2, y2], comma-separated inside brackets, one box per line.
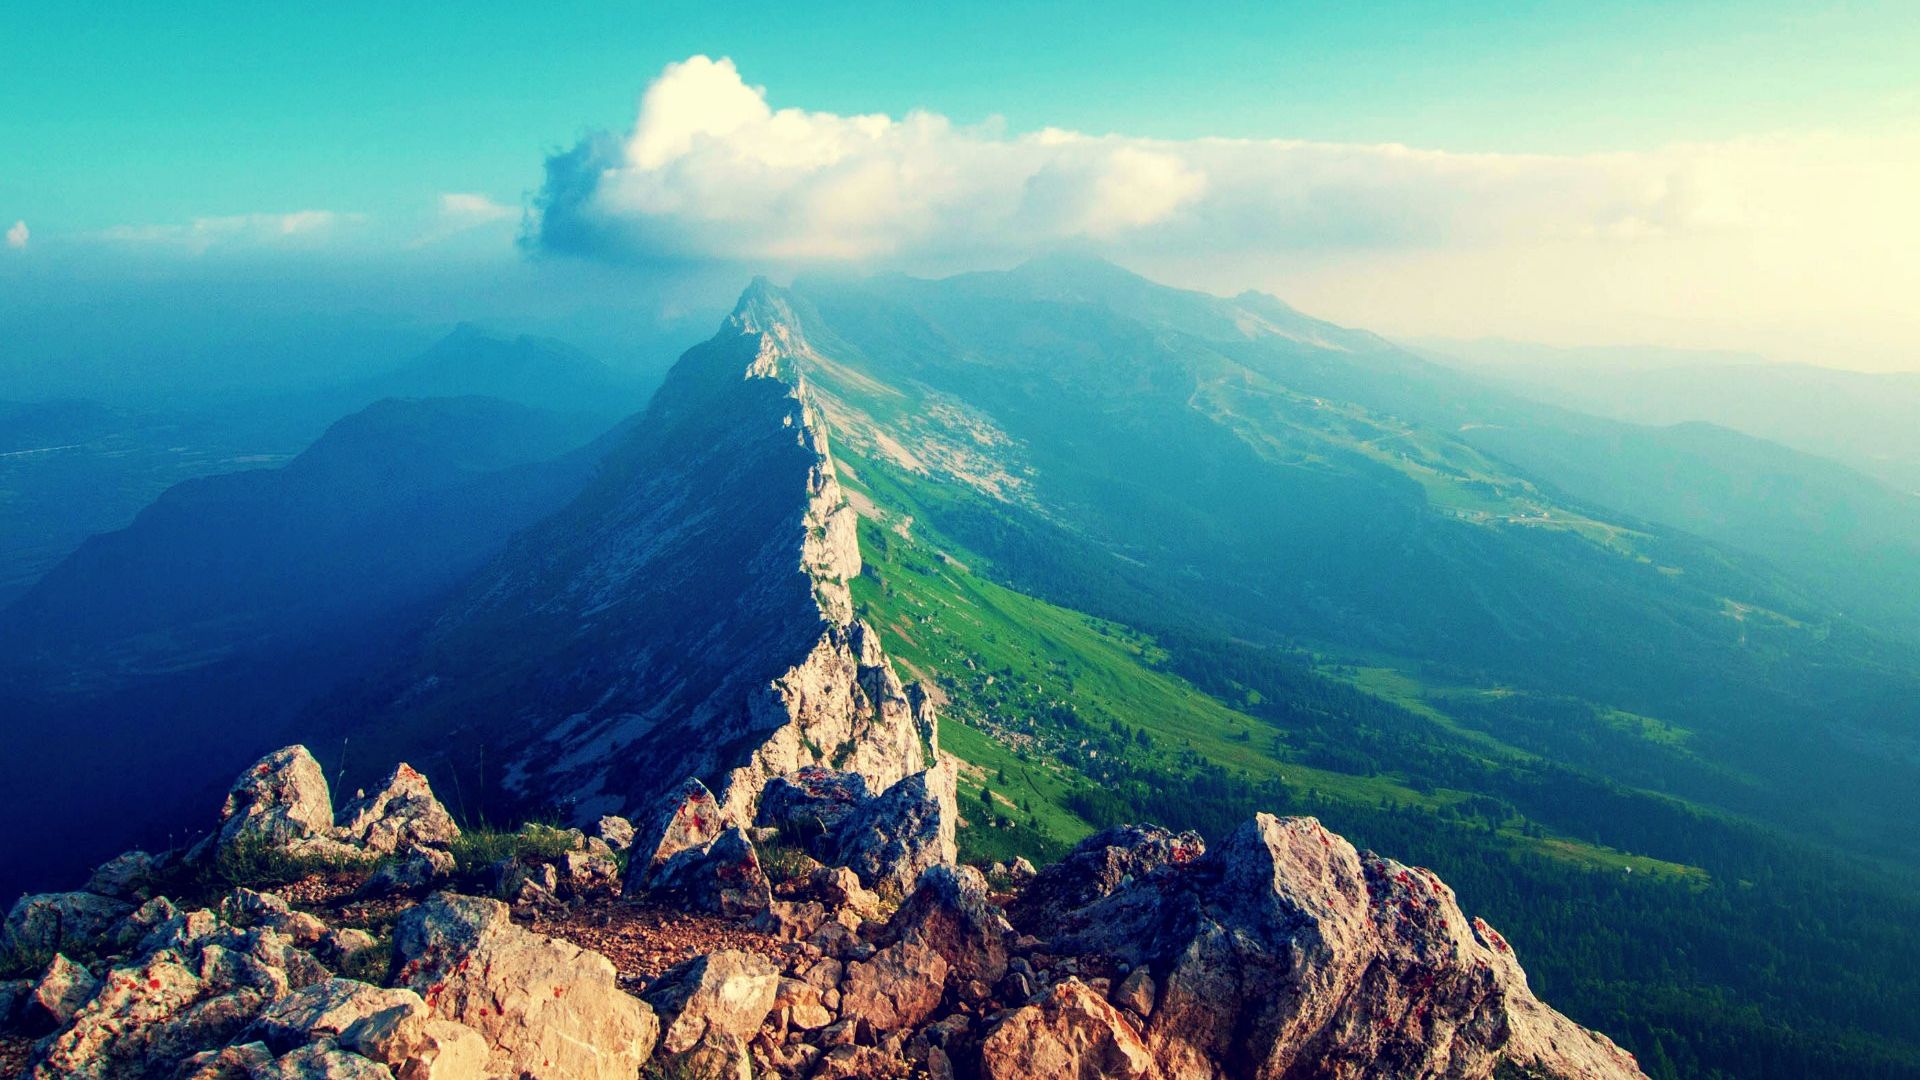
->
[438, 193, 515, 228]
[96, 210, 363, 254]
[5, 220, 25, 250]
[527, 55, 1920, 367]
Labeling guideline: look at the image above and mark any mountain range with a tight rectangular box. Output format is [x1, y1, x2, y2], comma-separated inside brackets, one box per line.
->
[3, 258, 1917, 1078]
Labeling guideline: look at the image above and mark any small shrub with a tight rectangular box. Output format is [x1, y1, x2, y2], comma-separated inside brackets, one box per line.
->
[449, 822, 577, 875]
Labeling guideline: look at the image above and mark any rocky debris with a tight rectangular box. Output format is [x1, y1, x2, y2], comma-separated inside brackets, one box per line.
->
[979, 977, 1161, 1080]
[23, 953, 96, 1031]
[0, 889, 131, 961]
[593, 814, 636, 852]
[648, 826, 774, 918]
[830, 762, 959, 895]
[336, 765, 460, 855]
[1009, 825, 1203, 938]
[643, 949, 779, 1057]
[391, 891, 657, 1079]
[887, 864, 1013, 986]
[2, 740, 1640, 1080]
[629, 777, 728, 889]
[757, 766, 872, 840]
[1053, 814, 1643, 1080]
[218, 746, 341, 854]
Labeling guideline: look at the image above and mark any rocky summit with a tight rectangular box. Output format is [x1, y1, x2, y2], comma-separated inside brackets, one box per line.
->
[0, 744, 1641, 1079]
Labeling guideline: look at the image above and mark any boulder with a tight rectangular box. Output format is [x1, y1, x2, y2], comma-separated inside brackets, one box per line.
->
[887, 863, 1013, 985]
[1111, 969, 1155, 1019]
[807, 865, 881, 918]
[830, 763, 958, 895]
[556, 847, 623, 900]
[1053, 814, 1646, 1080]
[813, 1044, 899, 1079]
[178, 1041, 275, 1079]
[627, 776, 727, 888]
[592, 814, 636, 852]
[23, 952, 96, 1031]
[336, 764, 460, 854]
[775, 976, 835, 1030]
[839, 938, 948, 1033]
[252, 978, 425, 1053]
[755, 767, 872, 841]
[979, 977, 1161, 1080]
[218, 746, 338, 853]
[642, 949, 779, 1056]
[339, 1002, 489, 1080]
[254, 1041, 396, 1079]
[648, 826, 773, 917]
[84, 849, 157, 900]
[361, 845, 456, 897]
[392, 892, 656, 1080]
[1008, 825, 1203, 937]
[1, 890, 133, 961]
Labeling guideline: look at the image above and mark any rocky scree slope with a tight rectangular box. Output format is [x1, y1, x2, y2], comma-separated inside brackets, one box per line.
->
[0, 745, 1640, 1079]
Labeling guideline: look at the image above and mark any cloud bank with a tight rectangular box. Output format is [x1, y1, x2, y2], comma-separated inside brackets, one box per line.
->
[97, 210, 365, 254]
[528, 56, 1750, 264]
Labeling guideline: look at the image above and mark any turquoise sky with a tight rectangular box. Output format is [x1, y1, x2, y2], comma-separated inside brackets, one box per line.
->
[4, 0, 1916, 233]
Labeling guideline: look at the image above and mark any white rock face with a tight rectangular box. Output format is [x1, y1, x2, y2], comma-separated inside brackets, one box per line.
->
[336, 764, 460, 854]
[218, 746, 339, 853]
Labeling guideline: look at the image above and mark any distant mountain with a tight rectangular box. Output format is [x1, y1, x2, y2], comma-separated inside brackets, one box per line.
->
[1415, 338, 1920, 494]
[347, 324, 649, 420]
[0, 395, 613, 895]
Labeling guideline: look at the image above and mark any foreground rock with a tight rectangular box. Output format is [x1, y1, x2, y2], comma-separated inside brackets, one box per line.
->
[389, 887, 660, 1068]
[980, 978, 1161, 1080]
[830, 762, 959, 895]
[1052, 814, 1644, 1080]
[392, 892, 658, 1080]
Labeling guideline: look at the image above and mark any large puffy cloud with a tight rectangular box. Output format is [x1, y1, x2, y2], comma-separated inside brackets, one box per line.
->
[530, 55, 1728, 264]
[526, 56, 1920, 368]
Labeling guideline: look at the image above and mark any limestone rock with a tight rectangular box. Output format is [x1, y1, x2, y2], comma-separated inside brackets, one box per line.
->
[1, 890, 132, 960]
[593, 814, 636, 852]
[24, 952, 97, 1031]
[979, 977, 1161, 1080]
[839, 938, 948, 1033]
[255, 1041, 397, 1079]
[887, 863, 1013, 985]
[29, 952, 204, 1079]
[1008, 825, 1203, 938]
[218, 746, 338, 853]
[336, 764, 460, 854]
[648, 826, 774, 917]
[831, 762, 958, 895]
[361, 845, 456, 897]
[392, 892, 656, 1080]
[253, 978, 425, 1053]
[756, 766, 872, 840]
[643, 949, 779, 1055]
[339, 1002, 488, 1080]
[628, 777, 727, 888]
[178, 1041, 274, 1079]
[1053, 814, 1645, 1080]
[84, 849, 157, 900]
[1111, 969, 1155, 1019]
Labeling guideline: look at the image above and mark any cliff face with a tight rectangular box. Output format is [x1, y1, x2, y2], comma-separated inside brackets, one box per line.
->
[364, 281, 932, 825]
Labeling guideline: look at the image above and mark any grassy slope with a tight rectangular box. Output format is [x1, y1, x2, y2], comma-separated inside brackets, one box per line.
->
[840, 446, 1702, 880]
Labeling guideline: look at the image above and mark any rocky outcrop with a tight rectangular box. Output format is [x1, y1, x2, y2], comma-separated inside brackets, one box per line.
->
[1050, 814, 1643, 1080]
[336, 765, 461, 855]
[644, 950, 779, 1059]
[218, 746, 340, 854]
[648, 826, 774, 918]
[391, 892, 657, 1080]
[628, 777, 727, 888]
[349, 284, 939, 833]
[1008, 824, 1203, 938]
[830, 762, 959, 895]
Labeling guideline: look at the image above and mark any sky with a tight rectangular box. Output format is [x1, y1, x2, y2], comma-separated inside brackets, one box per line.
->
[3, 1, 1918, 372]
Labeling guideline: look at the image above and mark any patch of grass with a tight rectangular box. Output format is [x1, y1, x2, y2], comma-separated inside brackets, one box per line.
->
[448, 823, 578, 875]
[207, 837, 380, 891]
[758, 839, 820, 885]
[336, 927, 395, 984]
